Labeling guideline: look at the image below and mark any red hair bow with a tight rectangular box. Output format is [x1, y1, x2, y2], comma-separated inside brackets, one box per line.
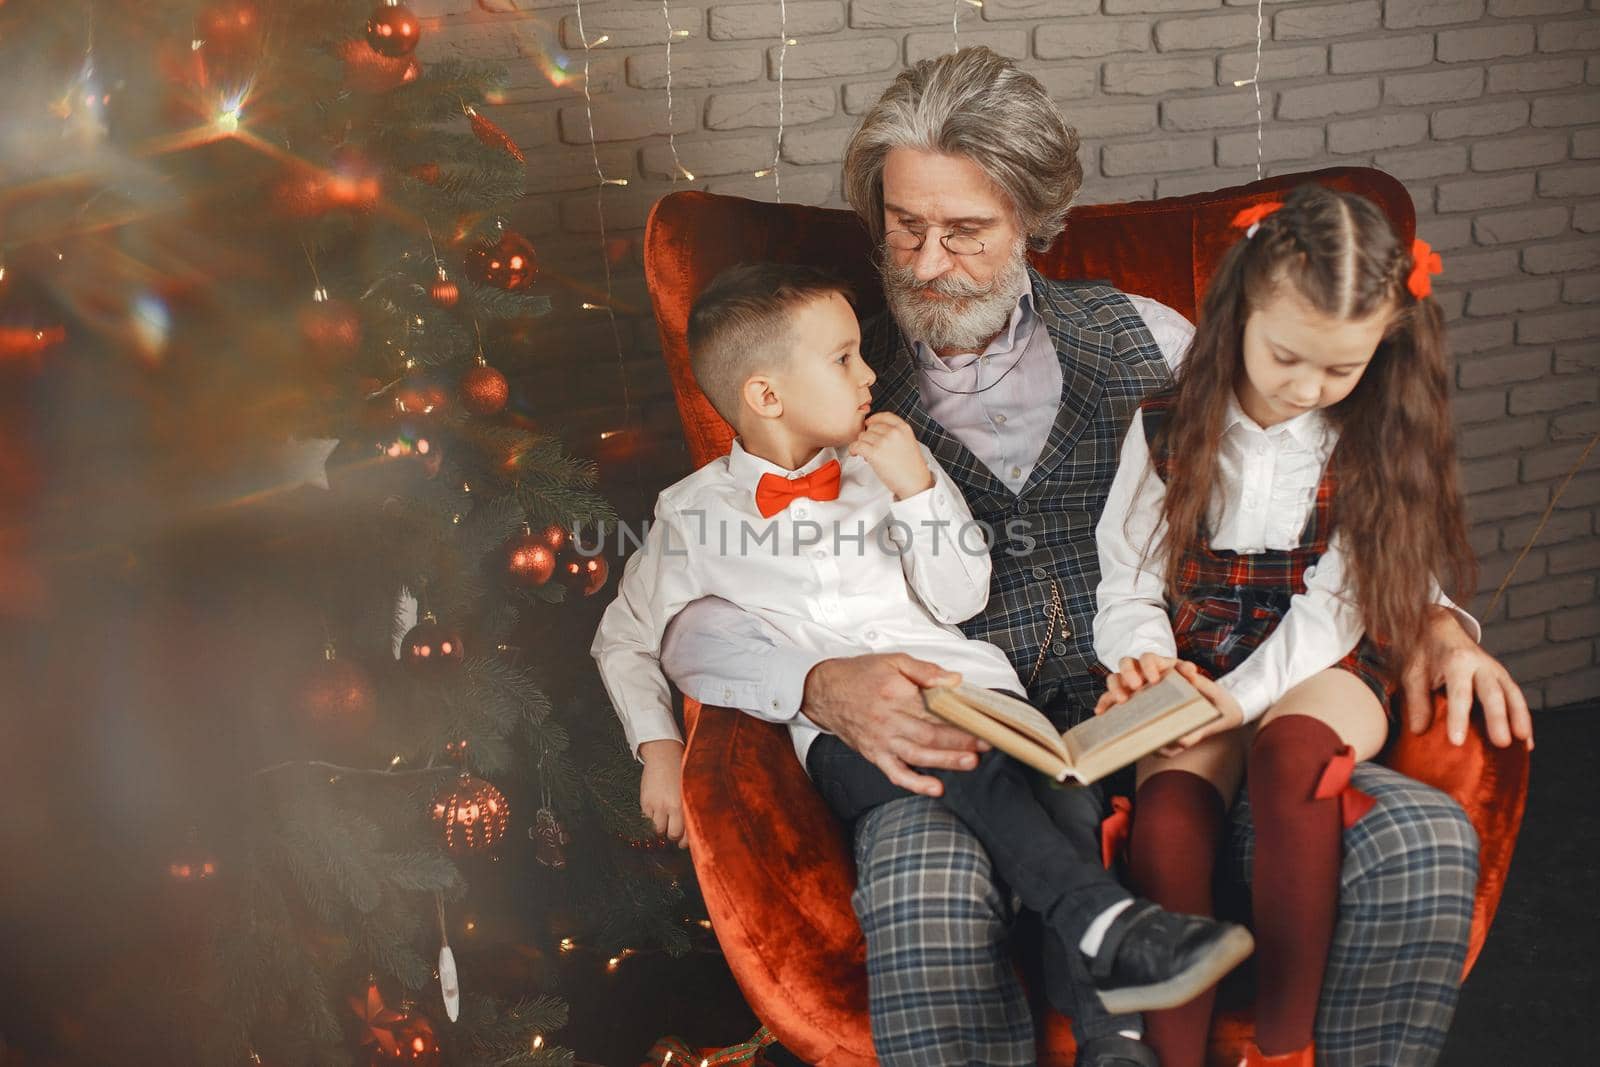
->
[1407, 238, 1442, 300]
[1231, 201, 1283, 236]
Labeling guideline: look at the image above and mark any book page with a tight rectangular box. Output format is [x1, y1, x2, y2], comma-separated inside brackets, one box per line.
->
[1062, 673, 1221, 784]
[921, 684, 1071, 765]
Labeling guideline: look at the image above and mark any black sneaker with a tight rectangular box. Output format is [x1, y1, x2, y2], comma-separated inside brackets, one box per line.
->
[1074, 1033, 1160, 1067]
[1090, 901, 1254, 1015]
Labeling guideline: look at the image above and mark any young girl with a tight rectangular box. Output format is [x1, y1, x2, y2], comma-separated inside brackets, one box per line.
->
[1091, 183, 1482, 1067]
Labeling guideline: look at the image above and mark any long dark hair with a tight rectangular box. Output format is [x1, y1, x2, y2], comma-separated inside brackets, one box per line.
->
[1149, 184, 1476, 668]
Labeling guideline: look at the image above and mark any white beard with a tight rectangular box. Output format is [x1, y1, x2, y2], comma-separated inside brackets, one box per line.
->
[881, 243, 1029, 355]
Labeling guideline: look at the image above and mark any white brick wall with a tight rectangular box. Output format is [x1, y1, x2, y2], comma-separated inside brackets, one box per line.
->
[412, 0, 1600, 707]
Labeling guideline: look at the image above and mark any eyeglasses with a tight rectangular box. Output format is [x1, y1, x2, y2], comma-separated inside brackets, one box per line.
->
[884, 229, 986, 256]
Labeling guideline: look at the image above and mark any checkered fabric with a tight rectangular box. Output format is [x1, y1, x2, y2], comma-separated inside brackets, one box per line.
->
[852, 796, 1037, 1067]
[1139, 393, 1393, 704]
[851, 276, 1475, 1067]
[863, 273, 1170, 726]
[1226, 763, 1479, 1066]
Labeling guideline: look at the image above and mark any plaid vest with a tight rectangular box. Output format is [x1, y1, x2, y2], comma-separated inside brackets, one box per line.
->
[862, 272, 1170, 726]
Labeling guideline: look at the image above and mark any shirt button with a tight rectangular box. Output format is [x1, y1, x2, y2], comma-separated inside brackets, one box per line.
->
[1052, 641, 1069, 657]
[1032, 566, 1048, 580]
[723, 687, 734, 702]
[865, 629, 879, 642]
[812, 548, 827, 559]
[1017, 500, 1031, 515]
[1011, 466, 1022, 479]
[794, 506, 808, 518]
[995, 413, 1008, 425]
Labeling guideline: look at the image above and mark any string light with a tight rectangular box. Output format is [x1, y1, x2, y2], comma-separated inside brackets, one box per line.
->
[1232, 0, 1266, 181]
[531, 1034, 545, 1051]
[559, 937, 577, 953]
[767, 0, 789, 200]
[662, 1, 693, 180]
[573, 0, 634, 443]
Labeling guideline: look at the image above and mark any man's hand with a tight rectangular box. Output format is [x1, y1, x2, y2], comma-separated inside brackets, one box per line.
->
[849, 413, 935, 501]
[1093, 652, 1178, 716]
[1402, 607, 1533, 750]
[802, 654, 985, 797]
[639, 739, 689, 848]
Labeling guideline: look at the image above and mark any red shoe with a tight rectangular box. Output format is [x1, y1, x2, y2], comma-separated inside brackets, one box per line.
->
[1237, 1042, 1315, 1067]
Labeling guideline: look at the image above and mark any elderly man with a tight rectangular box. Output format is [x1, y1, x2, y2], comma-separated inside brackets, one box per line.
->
[661, 47, 1530, 1067]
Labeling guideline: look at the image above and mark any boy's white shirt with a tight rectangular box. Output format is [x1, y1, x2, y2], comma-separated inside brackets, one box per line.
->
[1093, 395, 1481, 723]
[592, 439, 1025, 766]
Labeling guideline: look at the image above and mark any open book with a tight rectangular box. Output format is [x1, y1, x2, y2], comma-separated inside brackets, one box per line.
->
[921, 673, 1222, 785]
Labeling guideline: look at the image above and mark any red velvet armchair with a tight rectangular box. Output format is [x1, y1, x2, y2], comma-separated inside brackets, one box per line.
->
[641, 168, 1530, 1066]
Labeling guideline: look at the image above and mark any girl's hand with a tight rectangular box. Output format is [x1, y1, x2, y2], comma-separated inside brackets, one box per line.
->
[1156, 661, 1246, 755]
[638, 739, 688, 848]
[1093, 652, 1178, 715]
[850, 412, 934, 501]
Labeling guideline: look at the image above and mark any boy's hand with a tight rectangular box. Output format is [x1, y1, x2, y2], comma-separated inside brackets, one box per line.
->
[1094, 652, 1177, 715]
[850, 412, 934, 500]
[638, 739, 688, 848]
[1155, 662, 1246, 756]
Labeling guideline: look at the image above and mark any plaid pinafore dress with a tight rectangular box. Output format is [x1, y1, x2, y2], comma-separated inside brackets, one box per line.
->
[1140, 393, 1394, 711]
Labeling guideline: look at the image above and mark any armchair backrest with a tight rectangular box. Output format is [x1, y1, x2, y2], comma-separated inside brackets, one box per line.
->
[643, 166, 1413, 468]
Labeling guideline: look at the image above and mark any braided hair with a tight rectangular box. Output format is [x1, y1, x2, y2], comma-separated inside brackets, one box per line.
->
[1142, 183, 1475, 669]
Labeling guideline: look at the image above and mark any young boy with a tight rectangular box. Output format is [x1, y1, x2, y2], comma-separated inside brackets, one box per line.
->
[591, 262, 1251, 1019]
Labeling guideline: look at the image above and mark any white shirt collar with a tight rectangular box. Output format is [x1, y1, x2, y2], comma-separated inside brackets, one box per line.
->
[726, 438, 843, 491]
[1224, 394, 1329, 450]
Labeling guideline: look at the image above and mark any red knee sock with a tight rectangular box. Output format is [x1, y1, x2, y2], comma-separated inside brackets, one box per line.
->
[1127, 769, 1227, 1067]
[1248, 714, 1346, 1056]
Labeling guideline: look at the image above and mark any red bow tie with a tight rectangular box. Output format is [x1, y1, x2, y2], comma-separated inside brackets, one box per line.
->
[755, 460, 842, 518]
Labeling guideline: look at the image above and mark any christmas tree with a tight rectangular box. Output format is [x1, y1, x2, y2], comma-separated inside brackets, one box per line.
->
[2, 1, 695, 1062]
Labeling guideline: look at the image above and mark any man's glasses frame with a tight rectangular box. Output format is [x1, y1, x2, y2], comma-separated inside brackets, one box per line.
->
[883, 229, 986, 256]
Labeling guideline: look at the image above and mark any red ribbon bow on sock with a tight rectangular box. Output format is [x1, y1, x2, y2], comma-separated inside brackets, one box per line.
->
[1100, 795, 1133, 870]
[1313, 745, 1376, 830]
[754, 459, 842, 518]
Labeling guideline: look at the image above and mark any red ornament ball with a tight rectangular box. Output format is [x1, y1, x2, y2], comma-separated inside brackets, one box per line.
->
[431, 774, 510, 855]
[505, 530, 556, 587]
[325, 150, 383, 211]
[400, 615, 463, 673]
[394, 380, 448, 418]
[459, 362, 509, 416]
[298, 298, 361, 363]
[464, 232, 537, 291]
[340, 38, 419, 93]
[555, 548, 609, 597]
[366, 2, 422, 59]
[429, 276, 458, 308]
[296, 654, 377, 743]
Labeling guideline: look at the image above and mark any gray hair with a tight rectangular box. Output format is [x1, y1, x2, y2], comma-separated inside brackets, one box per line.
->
[842, 47, 1084, 253]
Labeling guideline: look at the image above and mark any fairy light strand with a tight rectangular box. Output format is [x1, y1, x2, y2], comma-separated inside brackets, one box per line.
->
[662, 1, 692, 180]
[1230, 0, 1266, 181]
[953, 0, 981, 49]
[572, 0, 632, 427]
[769, 0, 789, 201]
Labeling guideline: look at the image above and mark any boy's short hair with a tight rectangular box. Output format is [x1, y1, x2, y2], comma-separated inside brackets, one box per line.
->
[687, 262, 855, 426]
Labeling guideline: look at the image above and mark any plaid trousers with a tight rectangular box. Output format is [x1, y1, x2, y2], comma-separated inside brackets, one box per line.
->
[850, 279, 1478, 1064]
[852, 762, 1477, 1067]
